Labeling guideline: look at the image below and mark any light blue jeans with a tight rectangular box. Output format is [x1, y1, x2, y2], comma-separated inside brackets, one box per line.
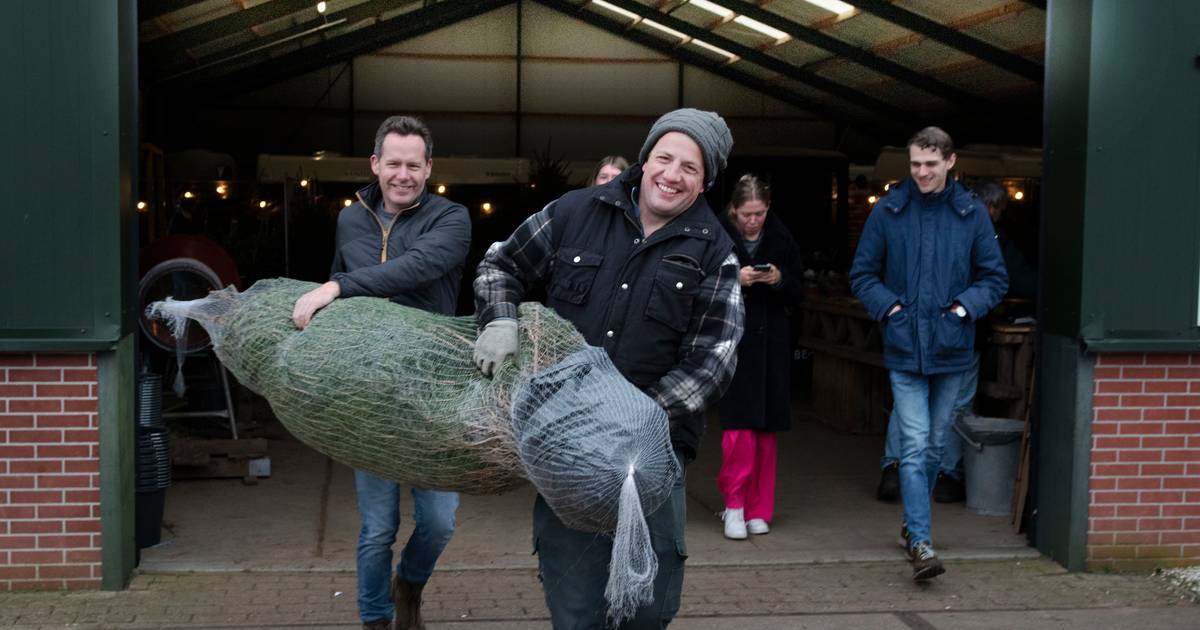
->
[882, 352, 979, 480]
[355, 469, 460, 624]
[889, 369, 967, 547]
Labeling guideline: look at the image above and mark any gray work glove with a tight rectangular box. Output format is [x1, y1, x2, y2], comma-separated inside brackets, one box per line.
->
[474, 318, 519, 377]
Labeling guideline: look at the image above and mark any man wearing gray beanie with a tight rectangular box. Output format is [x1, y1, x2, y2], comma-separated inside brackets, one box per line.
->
[473, 109, 744, 628]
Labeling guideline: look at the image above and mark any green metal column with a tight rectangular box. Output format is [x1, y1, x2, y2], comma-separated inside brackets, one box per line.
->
[0, 0, 139, 587]
[100, 335, 136, 589]
[1038, 0, 1200, 568]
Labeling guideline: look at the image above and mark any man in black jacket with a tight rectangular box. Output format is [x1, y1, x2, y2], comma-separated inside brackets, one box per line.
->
[473, 109, 744, 628]
[293, 116, 470, 630]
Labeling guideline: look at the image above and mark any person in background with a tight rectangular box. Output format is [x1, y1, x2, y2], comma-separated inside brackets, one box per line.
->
[875, 179, 1029, 505]
[590, 155, 629, 186]
[851, 126, 1007, 581]
[473, 108, 743, 628]
[716, 174, 804, 540]
[975, 180, 1037, 301]
[292, 115, 469, 630]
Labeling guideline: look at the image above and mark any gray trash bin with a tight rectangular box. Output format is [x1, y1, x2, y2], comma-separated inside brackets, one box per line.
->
[954, 414, 1025, 516]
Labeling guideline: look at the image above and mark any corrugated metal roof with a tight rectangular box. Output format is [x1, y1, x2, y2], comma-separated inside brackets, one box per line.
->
[139, 0, 1045, 142]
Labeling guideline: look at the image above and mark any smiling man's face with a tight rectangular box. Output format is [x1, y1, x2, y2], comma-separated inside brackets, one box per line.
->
[370, 133, 432, 212]
[908, 144, 956, 194]
[638, 132, 705, 225]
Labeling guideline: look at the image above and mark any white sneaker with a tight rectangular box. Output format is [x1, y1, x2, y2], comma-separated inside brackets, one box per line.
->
[722, 508, 747, 540]
[747, 518, 770, 535]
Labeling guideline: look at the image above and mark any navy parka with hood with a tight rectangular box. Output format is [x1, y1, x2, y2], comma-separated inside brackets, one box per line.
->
[849, 177, 1007, 375]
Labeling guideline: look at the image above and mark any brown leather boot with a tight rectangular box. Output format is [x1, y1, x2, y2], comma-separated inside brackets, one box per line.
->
[392, 577, 426, 630]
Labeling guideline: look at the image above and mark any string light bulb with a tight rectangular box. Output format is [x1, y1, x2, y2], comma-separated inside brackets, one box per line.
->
[868, 195, 877, 204]
[1014, 191, 1025, 201]
[183, 191, 194, 199]
[343, 199, 353, 207]
[436, 184, 446, 194]
[300, 179, 309, 188]
[316, 1, 327, 14]
[136, 201, 146, 211]
[259, 200, 268, 209]
[216, 184, 227, 195]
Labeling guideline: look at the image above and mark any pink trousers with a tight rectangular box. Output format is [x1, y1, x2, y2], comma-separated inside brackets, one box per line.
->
[717, 429, 778, 523]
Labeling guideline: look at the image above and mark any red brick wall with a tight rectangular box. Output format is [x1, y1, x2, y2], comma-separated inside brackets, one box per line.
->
[0, 353, 101, 590]
[1088, 353, 1200, 570]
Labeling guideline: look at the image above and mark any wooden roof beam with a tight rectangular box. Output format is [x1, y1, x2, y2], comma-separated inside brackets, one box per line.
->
[850, 0, 1043, 83]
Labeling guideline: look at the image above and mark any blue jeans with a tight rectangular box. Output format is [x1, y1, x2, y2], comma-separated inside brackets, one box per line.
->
[533, 450, 688, 629]
[882, 352, 979, 480]
[889, 369, 967, 547]
[355, 469, 460, 624]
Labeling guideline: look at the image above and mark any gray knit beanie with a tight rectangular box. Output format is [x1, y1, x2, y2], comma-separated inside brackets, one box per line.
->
[638, 108, 733, 189]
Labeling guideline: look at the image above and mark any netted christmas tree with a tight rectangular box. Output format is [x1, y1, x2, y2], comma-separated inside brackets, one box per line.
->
[148, 278, 679, 622]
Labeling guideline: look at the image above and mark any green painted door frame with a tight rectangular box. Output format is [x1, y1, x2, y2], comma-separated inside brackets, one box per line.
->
[0, 0, 139, 588]
[1038, 0, 1200, 569]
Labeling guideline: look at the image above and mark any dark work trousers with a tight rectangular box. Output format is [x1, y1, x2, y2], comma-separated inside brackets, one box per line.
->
[533, 450, 689, 629]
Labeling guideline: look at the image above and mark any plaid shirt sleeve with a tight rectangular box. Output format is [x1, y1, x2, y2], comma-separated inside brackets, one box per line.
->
[644, 251, 745, 423]
[473, 201, 558, 326]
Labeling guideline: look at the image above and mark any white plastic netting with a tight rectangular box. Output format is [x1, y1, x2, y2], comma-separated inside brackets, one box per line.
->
[147, 277, 680, 623]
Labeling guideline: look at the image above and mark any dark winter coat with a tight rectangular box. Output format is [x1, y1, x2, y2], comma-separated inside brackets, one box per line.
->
[330, 183, 471, 316]
[849, 177, 1007, 375]
[718, 211, 804, 432]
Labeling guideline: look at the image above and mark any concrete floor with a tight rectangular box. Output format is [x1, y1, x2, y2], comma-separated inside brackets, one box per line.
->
[140, 404, 1036, 573]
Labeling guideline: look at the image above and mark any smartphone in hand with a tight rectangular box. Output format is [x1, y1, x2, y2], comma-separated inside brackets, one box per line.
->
[752, 263, 771, 272]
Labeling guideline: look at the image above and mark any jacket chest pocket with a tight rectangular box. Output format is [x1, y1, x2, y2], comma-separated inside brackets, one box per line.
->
[548, 247, 604, 305]
[645, 256, 703, 333]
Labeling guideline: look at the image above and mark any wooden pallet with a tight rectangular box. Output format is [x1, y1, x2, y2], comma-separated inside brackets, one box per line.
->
[172, 437, 270, 484]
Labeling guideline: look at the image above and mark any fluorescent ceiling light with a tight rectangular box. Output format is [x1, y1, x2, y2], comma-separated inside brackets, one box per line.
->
[691, 38, 738, 61]
[642, 19, 689, 41]
[733, 15, 790, 42]
[592, 0, 639, 21]
[804, 0, 856, 15]
[689, 0, 734, 19]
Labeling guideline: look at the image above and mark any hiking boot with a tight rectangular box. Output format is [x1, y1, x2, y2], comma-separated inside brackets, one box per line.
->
[933, 473, 966, 503]
[392, 577, 426, 630]
[722, 508, 747, 540]
[747, 518, 770, 535]
[876, 462, 899, 502]
[908, 540, 945, 581]
[362, 620, 391, 630]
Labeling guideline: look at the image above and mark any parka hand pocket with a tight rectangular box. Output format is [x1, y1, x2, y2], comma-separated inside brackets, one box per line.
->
[931, 308, 973, 358]
[882, 306, 915, 358]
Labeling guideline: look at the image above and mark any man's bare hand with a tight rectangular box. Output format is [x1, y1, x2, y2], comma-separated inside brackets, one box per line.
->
[292, 281, 341, 329]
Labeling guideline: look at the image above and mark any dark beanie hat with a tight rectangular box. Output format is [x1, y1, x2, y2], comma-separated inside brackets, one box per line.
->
[638, 108, 733, 189]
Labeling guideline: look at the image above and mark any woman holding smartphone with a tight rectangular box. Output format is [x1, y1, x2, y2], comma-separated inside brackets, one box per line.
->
[716, 173, 805, 540]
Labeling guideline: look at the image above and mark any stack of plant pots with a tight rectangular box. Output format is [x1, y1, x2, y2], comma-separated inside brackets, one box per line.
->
[135, 372, 171, 548]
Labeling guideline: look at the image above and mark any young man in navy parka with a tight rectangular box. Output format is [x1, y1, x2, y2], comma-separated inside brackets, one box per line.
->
[850, 126, 1008, 581]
